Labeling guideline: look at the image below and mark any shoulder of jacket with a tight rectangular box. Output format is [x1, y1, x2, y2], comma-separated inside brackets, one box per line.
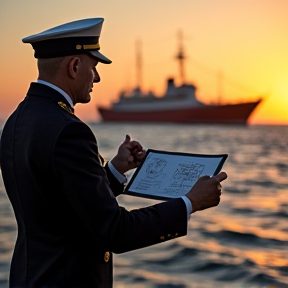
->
[57, 120, 95, 139]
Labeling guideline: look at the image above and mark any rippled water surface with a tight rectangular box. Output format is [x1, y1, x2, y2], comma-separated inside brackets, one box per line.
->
[0, 124, 287, 288]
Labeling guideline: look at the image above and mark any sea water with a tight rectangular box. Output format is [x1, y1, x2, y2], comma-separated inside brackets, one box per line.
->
[0, 123, 287, 288]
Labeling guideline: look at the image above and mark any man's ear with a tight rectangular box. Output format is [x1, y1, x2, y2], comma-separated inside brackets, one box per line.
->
[68, 57, 80, 79]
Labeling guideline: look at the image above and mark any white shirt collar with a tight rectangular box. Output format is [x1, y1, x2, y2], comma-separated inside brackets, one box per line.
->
[36, 79, 74, 107]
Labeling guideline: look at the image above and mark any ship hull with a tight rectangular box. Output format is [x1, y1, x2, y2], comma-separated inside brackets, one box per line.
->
[98, 100, 261, 124]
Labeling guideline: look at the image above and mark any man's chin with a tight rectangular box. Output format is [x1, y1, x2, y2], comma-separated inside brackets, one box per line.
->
[79, 96, 91, 104]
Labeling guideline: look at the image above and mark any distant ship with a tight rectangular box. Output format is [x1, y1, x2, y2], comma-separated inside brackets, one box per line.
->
[97, 33, 262, 124]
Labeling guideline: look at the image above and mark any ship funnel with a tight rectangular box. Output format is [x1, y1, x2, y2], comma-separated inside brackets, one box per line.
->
[166, 78, 176, 97]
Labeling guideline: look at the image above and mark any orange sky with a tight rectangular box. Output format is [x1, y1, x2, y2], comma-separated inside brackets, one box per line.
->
[0, 0, 287, 125]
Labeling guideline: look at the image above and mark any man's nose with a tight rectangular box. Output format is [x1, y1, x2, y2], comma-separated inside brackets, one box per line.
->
[93, 72, 100, 83]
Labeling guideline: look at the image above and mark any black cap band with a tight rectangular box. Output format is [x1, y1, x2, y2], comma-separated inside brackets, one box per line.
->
[32, 36, 100, 59]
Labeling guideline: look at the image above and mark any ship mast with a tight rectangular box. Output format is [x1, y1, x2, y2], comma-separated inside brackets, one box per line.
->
[136, 39, 142, 90]
[175, 30, 186, 85]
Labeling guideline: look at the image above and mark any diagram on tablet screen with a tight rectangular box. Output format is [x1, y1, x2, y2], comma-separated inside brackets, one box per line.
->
[167, 162, 204, 195]
[134, 156, 204, 196]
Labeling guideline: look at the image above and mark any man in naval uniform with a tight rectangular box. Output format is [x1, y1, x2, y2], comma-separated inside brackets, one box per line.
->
[0, 18, 227, 288]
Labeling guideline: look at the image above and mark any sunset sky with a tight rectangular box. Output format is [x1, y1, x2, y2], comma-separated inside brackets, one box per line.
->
[0, 0, 287, 125]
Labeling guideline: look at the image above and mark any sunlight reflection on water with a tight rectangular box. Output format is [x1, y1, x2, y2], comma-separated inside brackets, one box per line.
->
[0, 124, 287, 288]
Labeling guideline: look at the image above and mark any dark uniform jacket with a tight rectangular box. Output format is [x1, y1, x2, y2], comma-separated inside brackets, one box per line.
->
[0, 82, 187, 288]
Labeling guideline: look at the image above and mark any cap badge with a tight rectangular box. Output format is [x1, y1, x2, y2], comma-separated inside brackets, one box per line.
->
[75, 43, 100, 50]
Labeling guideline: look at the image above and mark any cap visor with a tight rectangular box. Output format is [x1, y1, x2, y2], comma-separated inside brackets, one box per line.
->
[89, 50, 112, 64]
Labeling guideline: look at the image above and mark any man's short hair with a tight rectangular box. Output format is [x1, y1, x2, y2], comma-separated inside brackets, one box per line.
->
[37, 57, 65, 78]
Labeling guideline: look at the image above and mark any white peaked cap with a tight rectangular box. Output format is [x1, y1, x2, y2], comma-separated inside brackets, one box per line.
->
[22, 18, 111, 64]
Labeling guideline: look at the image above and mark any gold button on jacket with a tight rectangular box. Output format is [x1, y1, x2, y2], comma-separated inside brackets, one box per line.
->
[104, 252, 110, 262]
